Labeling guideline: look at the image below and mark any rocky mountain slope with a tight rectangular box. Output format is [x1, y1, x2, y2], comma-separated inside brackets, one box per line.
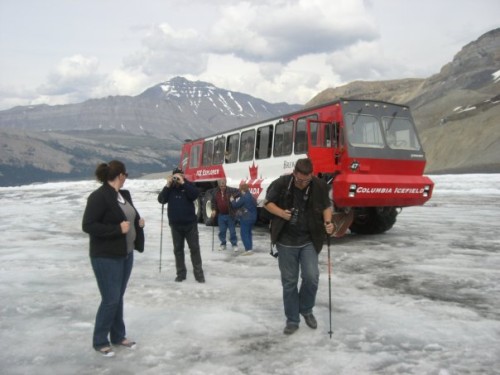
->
[307, 28, 500, 173]
[0, 128, 180, 184]
[0, 78, 300, 186]
[0, 77, 299, 140]
[0, 28, 498, 186]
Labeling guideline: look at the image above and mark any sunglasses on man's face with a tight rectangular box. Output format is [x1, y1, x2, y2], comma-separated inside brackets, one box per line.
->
[296, 178, 311, 184]
[294, 173, 312, 184]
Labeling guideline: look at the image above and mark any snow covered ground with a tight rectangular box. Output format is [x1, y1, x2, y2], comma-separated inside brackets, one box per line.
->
[0, 174, 499, 375]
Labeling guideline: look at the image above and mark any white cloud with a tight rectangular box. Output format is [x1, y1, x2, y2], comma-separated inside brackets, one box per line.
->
[325, 40, 406, 82]
[258, 62, 286, 81]
[197, 53, 341, 105]
[39, 55, 102, 96]
[0, 0, 498, 110]
[124, 23, 208, 79]
[97, 69, 150, 98]
[207, 0, 378, 63]
[113, 0, 380, 105]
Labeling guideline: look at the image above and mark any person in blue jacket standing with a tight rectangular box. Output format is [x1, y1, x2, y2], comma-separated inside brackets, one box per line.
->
[158, 168, 205, 283]
[230, 182, 257, 255]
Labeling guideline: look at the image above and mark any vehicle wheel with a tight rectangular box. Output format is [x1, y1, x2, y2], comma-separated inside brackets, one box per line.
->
[193, 196, 203, 223]
[257, 207, 272, 225]
[202, 193, 217, 226]
[349, 207, 398, 234]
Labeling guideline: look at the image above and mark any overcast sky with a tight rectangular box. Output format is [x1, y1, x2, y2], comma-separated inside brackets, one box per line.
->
[0, 0, 498, 110]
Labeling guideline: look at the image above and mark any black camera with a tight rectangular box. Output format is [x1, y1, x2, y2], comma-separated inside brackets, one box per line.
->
[289, 208, 299, 225]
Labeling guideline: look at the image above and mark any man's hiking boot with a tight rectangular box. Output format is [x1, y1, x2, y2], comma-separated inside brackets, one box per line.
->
[283, 324, 299, 335]
[302, 313, 317, 329]
[195, 275, 205, 283]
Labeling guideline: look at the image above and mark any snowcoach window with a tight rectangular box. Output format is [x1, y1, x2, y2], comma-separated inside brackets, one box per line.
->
[181, 151, 188, 172]
[213, 137, 225, 164]
[333, 122, 340, 147]
[274, 120, 293, 157]
[189, 145, 201, 168]
[295, 115, 316, 154]
[240, 130, 255, 161]
[310, 121, 334, 147]
[382, 116, 421, 151]
[345, 113, 384, 148]
[202, 140, 214, 166]
[255, 125, 273, 159]
[225, 133, 239, 163]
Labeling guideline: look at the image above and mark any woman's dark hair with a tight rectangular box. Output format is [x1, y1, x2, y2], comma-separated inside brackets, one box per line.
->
[95, 160, 126, 183]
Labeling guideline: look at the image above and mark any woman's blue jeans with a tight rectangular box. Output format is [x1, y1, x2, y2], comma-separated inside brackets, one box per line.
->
[276, 242, 319, 326]
[239, 219, 255, 250]
[90, 253, 133, 349]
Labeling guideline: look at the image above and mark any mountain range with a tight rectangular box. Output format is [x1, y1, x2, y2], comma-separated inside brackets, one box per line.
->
[0, 28, 498, 186]
[0, 77, 300, 185]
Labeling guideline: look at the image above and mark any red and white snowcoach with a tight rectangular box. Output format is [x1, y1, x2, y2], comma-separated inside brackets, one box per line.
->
[176, 98, 434, 235]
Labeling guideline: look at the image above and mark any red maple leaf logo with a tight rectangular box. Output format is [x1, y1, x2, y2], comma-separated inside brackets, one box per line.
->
[249, 162, 259, 179]
[241, 162, 264, 199]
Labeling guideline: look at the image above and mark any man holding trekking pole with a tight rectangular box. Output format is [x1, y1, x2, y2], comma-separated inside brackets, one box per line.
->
[264, 158, 334, 335]
[158, 168, 205, 283]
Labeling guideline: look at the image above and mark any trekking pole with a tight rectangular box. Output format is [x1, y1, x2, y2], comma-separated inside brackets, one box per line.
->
[159, 204, 164, 273]
[327, 234, 333, 338]
[211, 220, 215, 252]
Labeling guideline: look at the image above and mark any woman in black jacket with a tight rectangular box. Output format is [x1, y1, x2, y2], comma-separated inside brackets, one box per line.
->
[82, 160, 145, 357]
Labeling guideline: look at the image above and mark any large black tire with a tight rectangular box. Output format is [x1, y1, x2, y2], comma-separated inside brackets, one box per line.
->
[349, 207, 398, 234]
[193, 196, 203, 223]
[257, 207, 272, 225]
[202, 192, 217, 226]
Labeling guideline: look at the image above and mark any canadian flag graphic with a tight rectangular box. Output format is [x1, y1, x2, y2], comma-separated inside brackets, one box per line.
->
[241, 162, 264, 199]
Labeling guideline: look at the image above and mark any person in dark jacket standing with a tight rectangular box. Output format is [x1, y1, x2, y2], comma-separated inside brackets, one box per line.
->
[264, 158, 334, 335]
[158, 168, 205, 283]
[82, 160, 145, 357]
[210, 179, 240, 252]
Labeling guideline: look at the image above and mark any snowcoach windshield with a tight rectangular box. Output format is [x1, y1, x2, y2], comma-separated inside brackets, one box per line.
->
[345, 113, 384, 148]
[344, 108, 423, 159]
[382, 116, 422, 151]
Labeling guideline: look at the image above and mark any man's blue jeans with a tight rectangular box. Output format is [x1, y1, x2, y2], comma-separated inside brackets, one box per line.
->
[91, 253, 133, 349]
[276, 242, 319, 326]
[218, 214, 237, 247]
